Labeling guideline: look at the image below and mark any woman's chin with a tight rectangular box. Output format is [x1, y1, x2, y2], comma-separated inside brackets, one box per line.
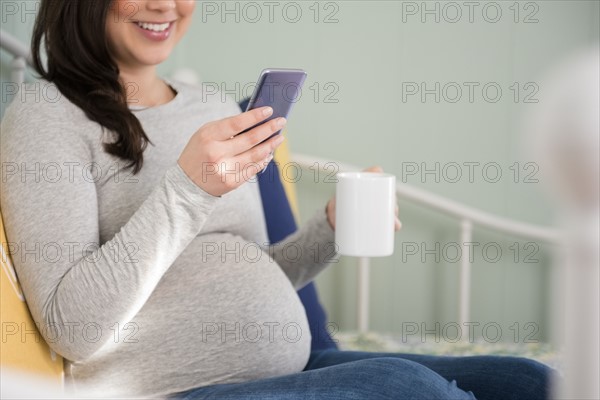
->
[133, 51, 172, 67]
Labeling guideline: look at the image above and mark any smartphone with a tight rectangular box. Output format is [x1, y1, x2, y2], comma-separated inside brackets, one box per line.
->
[240, 68, 307, 140]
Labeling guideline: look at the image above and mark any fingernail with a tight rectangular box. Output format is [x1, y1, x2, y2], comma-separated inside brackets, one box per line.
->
[277, 117, 287, 127]
[275, 135, 285, 144]
[263, 107, 273, 116]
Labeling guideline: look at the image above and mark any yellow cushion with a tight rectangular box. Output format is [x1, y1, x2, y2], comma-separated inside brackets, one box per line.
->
[0, 209, 63, 383]
[272, 128, 300, 221]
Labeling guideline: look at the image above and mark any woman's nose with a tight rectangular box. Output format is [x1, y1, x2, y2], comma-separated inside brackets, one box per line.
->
[146, 0, 176, 12]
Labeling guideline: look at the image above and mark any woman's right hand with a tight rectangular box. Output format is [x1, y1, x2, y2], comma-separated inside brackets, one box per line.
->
[178, 106, 286, 197]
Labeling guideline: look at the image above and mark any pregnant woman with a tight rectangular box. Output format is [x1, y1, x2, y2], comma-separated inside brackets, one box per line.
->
[0, 1, 552, 399]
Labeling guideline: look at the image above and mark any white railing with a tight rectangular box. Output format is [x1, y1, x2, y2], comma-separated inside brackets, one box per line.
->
[0, 30, 31, 100]
[291, 154, 562, 332]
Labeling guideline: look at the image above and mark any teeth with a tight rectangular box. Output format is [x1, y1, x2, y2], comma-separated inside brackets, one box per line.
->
[136, 22, 170, 32]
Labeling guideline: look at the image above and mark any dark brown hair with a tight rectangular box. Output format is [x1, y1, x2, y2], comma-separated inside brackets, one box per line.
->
[31, 0, 151, 174]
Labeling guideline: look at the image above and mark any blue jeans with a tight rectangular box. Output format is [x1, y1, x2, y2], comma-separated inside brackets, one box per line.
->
[170, 349, 552, 399]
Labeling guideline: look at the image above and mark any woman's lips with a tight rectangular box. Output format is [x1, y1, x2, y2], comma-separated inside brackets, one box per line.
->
[133, 21, 175, 42]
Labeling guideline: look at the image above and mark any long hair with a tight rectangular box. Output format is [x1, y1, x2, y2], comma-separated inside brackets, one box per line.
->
[31, 0, 151, 174]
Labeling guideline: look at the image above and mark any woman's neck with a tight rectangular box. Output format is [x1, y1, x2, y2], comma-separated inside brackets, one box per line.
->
[118, 65, 176, 108]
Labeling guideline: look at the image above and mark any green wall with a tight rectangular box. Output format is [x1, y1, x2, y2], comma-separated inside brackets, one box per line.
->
[2, 1, 598, 343]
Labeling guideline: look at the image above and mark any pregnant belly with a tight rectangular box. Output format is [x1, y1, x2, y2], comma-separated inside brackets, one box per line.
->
[124, 232, 312, 389]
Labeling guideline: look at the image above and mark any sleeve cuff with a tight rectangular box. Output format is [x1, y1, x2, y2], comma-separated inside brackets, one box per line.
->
[308, 206, 336, 246]
[165, 163, 221, 210]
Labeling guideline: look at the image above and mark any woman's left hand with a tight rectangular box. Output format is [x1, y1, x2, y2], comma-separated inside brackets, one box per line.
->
[325, 166, 402, 231]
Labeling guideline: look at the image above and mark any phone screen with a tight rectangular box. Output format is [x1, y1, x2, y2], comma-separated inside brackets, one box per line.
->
[241, 68, 307, 138]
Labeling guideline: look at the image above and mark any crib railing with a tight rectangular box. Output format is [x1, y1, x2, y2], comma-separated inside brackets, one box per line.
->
[0, 30, 31, 96]
[291, 154, 561, 333]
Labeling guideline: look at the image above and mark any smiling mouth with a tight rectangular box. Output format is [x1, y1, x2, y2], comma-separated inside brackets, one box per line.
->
[135, 21, 173, 32]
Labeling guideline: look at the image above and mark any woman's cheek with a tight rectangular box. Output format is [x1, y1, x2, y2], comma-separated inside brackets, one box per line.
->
[181, 0, 196, 16]
[176, 1, 196, 39]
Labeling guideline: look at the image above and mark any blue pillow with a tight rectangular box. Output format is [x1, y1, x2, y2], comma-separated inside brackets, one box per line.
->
[239, 99, 338, 351]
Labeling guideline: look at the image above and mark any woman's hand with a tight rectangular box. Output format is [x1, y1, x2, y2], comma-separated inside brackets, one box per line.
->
[325, 166, 402, 231]
[178, 106, 286, 197]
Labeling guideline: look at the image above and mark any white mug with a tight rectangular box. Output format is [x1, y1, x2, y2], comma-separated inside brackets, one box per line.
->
[335, 172, 396, 257]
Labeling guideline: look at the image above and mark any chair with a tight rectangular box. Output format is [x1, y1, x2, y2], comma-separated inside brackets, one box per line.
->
[0, 210, 64, 384]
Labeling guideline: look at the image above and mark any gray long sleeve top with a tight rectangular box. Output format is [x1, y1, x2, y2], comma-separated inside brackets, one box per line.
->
[0, 79, 338, 398]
